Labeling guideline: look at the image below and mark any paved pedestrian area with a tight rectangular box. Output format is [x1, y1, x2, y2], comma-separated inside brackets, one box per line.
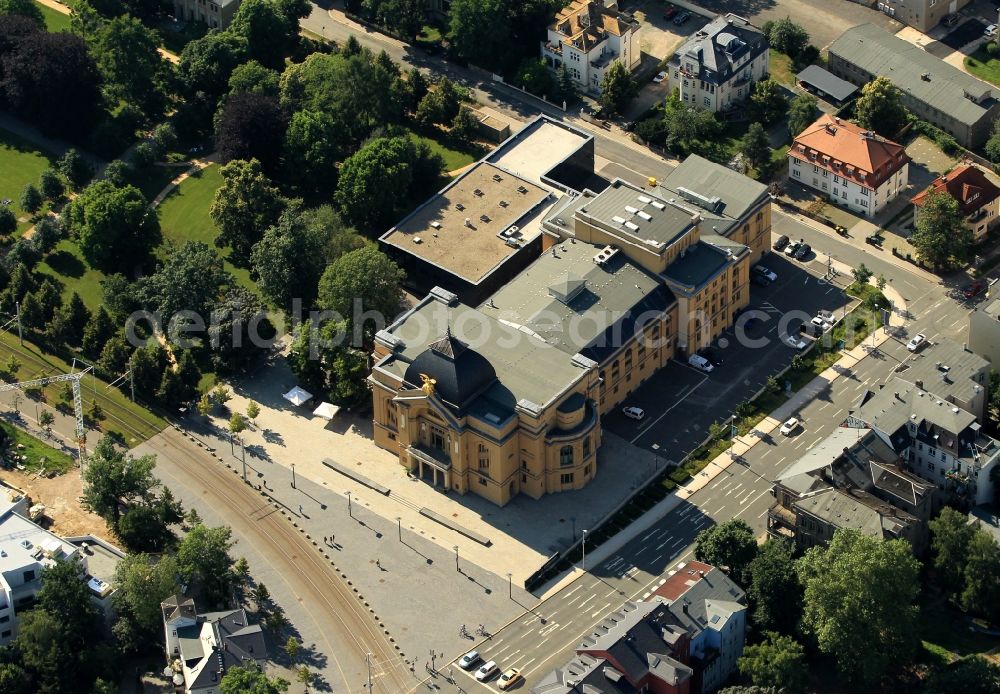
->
[201, 350, 676, 586]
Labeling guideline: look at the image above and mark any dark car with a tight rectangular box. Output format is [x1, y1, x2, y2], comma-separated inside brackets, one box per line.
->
[964, 281, 986, 299]
[752, 274, 772, 288]
[773, 234, 789, 251]
[700, 348, 724, 367]
[793, 243, 811, 260]
[673, 11, 690, 25]
[663, 5, 677, 19]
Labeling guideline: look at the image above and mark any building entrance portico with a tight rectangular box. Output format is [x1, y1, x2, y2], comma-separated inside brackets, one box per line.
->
[407, 444, 452, 489]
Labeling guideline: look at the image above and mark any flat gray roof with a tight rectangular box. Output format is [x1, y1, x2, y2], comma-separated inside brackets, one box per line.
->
[658, 154, 769, 232]
[829, 24, 996, 127]
[577, 179, 698, 248]
[479, 239, 674, 360]
[380, 162, 552, 284]
[796, 64, 858, 102]
[892, 337, 988, 406]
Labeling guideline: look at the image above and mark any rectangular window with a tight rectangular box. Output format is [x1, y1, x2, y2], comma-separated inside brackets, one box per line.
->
[928, 462, 935, 472]
[861, 187, 870, 196]
[792, 169, 801, 179]
[22, 570, 35, 582]
[703, 97, 711, 106]
[560, 473, 574, 484]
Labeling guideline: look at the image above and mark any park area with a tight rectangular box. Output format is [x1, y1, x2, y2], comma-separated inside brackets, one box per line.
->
[0, 127, 58, 233]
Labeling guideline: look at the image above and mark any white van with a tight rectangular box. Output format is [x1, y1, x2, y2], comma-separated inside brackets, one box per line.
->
[687, 354, 714, 373]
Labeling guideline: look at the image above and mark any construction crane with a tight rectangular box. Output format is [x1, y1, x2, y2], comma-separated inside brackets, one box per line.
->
[0, 361, 93, 462]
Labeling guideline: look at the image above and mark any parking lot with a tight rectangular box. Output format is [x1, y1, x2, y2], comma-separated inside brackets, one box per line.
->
[604, 250, 851, 460]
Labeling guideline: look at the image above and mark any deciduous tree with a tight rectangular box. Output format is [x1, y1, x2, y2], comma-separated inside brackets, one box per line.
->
[924, 655, 1000, 694]
[739, 123, 770, 171]
[749, 79, 787, 125]
[220, 666, 289, 694]
[111, 553, 181, 654]
[210, 158, 287, 264]
[737, 632, 808, 694]
[317, 245, 404, 345]
[599, 60, 636, 115]
[961, 529, 1000, 622]
[746, 538, 801, 634]
[448, 0, 509, 71]
[929, 506, 977, 595]
[228, 59, 280, 98]
[64, 181, 161, 273]
[0, 0, 44, 27]
[912, 190, 973, 270]
[176, 523, 236, 606]
[855, 76, 907, 138]
[215, 93, 287, 175]
[136, 240, 231, 324]
[796, 529, 920, 685]
[787, 93, 817, 136]
[762, 17, 808, 58]
[19, 183, 41, 215]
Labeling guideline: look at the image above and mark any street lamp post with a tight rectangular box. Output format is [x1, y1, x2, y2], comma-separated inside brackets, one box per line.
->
[346, 491, 352, 518]
[396, 516, 402, 541]
[291, 463, 296, 489]
[729, 414, 736, 460]
[229, 432, 234, 455]
[581, 529, 587, 572]
[240, 438, 246, 482]
[507, 572, 512, 600]
[454, 545, 460, 572]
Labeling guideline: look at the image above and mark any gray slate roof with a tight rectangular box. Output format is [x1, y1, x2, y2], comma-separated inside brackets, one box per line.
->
[661, 238, 733, 292]
[855, 381, 976, 439]
[576, 179, 698, 247]
[829, 24, 997, 127]
[891, 337, 988, 407]
[794, 487, 918, 540]
[668, 14, 766, 85]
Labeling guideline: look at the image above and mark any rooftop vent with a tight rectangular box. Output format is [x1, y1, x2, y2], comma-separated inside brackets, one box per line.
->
[413, 236, 422, 244]
[625, 205, 639, 214]
[651, 200, 666, 210]
[637, 211, 652, 221]
[638, 195, 652, 204]
[517, 185, 528, 194]
[499, 200, 509, 208]
[492, 173, 503, 182]
[921, 72, 930, 81]
[474, 188, 484, 197]
[430, 221, 442, 229]
[611, 215, 627, 224]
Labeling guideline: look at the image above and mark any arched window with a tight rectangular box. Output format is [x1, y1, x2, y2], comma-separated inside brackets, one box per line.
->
[583, 437, 591, 459]
[560, 445, 574, 467]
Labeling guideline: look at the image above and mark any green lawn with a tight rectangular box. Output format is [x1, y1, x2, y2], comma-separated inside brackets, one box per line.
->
[34, 1, 72, 32]
[0, 127, 58, 233]
[965, 46, 1000, 86]
[2, 420, 76, 474]
[156, 165, 254, 290]
[919, 596, 1000, 662]
[769, 49, 796, 87]
[35, 239, 107, 311]
[406, 130, 477, 172]
[132, 163, 187, 202]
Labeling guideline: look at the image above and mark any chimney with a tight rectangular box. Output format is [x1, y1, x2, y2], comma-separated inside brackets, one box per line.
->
[915, 379, 923, 389]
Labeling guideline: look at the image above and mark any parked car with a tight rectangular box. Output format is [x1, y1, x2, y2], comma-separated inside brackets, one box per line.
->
[773, 234, 790, 251]
[622, 406, 645, 421]
[497, 668, 523, 691]
[673, 11, 690, 25]
[817, 309, 835, 322]
[476, 661, 499, 682]
[700, 347, 724, 367]
[751, 274, 771, 288]
[784, 241, 801, 257]
[906, 333, 928, 352]
[810, 316, 833, 331]
[459, 651, 481, 670]
[987, 24, 998, 38]
[779, 417, 800, 436]
[786, 335, 808, 350]
[687, 353, 715, 373]
[793, 243, 812, 260]
[943, 13, 959, 27]
[653, 70, 668, 84]
[964, 281, 985, 299]
[753, 265, 778, 282]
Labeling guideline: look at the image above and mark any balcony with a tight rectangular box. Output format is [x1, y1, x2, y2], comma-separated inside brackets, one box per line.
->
[766, 503, 796, 539]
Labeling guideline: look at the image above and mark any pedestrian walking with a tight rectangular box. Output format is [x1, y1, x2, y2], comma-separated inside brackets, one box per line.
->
[298, 504, 303, 515]
[330, 533, 335, 544]
[323, 536, 327, 544]
[376, 558, 381, 569]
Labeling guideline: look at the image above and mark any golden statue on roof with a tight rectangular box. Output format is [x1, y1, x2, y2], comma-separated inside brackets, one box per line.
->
[420, 373, 437, 396]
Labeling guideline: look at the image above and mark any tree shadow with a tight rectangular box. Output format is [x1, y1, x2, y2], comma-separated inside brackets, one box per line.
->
[42, 250, 86, 279]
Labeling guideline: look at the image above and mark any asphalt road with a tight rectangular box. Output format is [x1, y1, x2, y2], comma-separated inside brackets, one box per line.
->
[137, 428, 411, 694]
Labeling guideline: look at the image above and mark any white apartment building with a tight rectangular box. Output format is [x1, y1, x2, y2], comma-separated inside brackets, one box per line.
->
[0, 507, 87, 645]
[540, 0, 640, 96]
[789, 114, 910, 218]
[667, 14, 768, 113]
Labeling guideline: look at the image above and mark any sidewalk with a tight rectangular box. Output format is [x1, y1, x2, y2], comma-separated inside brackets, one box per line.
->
[537, 281, 906, 599]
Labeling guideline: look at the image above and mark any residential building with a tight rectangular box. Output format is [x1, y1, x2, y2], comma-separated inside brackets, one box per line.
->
[658, 155, 772, 263]
[369, 287, 602, 507]
[912, 164, 1000, 243]
[162, 595, 267, 694]
[850, 380, 999, 507]
[172, 0, 241, 29]
[667, 14, 768, 113]
[380, 116, 594, 306]
[543, 178, 751, 355]
[480, 237, 678, 413]
[788, 113, 910, 218]
[874, 0, 972, 33]
[890, 337, 989, 422]
[768, 427, 933, 551]
[969, 297, 1000, 365]
[828, 24, 1000, 148]
[533, 561, 747, 694]
[540, 0, 641, 95]
[0, 499, 114, 646]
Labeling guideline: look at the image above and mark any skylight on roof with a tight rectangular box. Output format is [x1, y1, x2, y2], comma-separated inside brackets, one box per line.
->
[624, 205, 639, 214]
[637, 211, 652, 221]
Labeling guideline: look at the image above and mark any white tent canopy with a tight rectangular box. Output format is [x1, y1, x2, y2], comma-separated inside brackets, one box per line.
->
[283, 386, 313, 406]
[312, 402, 340, 420]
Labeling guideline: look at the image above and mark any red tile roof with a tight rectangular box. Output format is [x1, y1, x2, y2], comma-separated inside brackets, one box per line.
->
[653, 560, 716, 602]
[790, 114, 909, 189]
[912, 164, 1000, 216]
